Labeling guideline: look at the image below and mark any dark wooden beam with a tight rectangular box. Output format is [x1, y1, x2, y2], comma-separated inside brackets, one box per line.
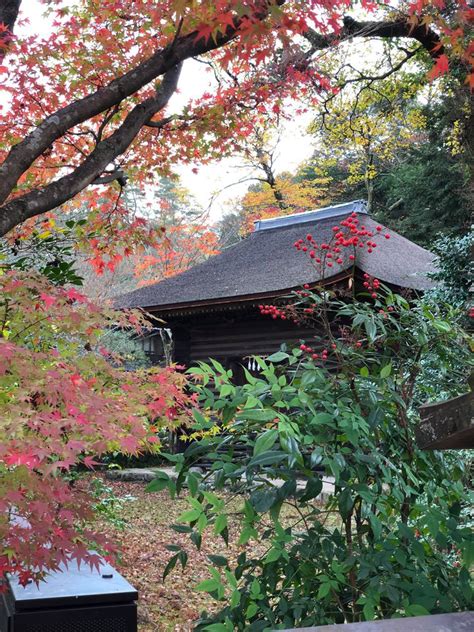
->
[416, 388, 474, 450]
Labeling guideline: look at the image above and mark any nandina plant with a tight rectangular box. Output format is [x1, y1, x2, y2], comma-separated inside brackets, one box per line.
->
[0, 270, 193, 585]
[153, 221, 473, 629]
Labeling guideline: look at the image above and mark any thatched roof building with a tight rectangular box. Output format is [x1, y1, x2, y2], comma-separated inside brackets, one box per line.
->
[116, 201, 435, 373]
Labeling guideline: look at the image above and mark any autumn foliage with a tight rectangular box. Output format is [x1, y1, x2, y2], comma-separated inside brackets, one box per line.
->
[0, 272, 193, 584]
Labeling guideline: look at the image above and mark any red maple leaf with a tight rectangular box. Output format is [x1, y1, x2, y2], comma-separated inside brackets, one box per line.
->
[428, 54, 449, 80]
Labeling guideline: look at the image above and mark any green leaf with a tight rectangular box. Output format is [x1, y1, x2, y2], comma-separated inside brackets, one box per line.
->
[214, 513, 228, 535]
[250, 488, 279, 512]
[179, 508, 201, 522]
[406, 604, 430, 616]
[432, 320, 451, 333]
[300, 477, 323, 502]
[238, 526, 258, 545]
[317, 582, 331, 599]
[267, 351, 289, 362]
[208, 554, 228, 567]
[145, 477, 170, 492]
[146, 470, 170, 492]
[380, 363, 392, 378]
[187, 472, 198, 496]
[338, 488, 354, 519]
[250, 578, 261, 599]
[313, 412, 334, 425]
[363, 601, 375, 620]
[248, 450, 287, 468]
[253, 428, 278, 456]
[196, 578, 220, 593]
[265, 547, 282, 563]
[203, 624, 230, 632]
[163, 553, 178, 580]
[230, 589, 241, 609]
[191, 530, 202, 550]
[220, 384, 233, 397]
[360, 366, 369, 377]
[238, 409, 278, 422]
[170, 524, 192, 534]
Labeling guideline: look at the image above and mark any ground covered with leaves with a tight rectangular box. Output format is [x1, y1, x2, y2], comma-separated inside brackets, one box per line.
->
[90, 476, 263, 631]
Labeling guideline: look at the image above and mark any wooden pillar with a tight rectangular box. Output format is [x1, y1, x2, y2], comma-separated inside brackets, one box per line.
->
[171, 325, 191, 368]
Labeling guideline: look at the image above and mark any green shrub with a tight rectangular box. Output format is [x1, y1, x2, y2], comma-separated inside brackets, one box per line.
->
[154, 287, 473, 630]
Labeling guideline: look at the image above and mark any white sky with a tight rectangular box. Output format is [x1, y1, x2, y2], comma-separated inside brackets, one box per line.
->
[14, 2, 315, 221]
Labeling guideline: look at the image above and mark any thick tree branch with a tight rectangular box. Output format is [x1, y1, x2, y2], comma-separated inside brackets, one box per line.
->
[0, 2, 448, 236]
[342, 16, 444, 58]
[304, 15, 444, 59]
[0, 0, 21, 32]
[144, 114, 177, 129]
[0, 5, 271, 208]
[0, 64, 182, 235]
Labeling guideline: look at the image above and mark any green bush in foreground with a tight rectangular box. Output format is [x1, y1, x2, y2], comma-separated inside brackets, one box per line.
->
[152, 286, 473, 631]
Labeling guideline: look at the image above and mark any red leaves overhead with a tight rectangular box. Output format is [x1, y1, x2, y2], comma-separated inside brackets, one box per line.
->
[428, 53, 449, 80]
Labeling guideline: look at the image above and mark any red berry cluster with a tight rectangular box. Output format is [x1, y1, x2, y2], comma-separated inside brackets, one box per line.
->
[293, 213, 390, 271]
[258, 304, 287, 320]
[362, 273, 380, 299]
[299, 343, 328, 361]
[379, 305, 395, 318]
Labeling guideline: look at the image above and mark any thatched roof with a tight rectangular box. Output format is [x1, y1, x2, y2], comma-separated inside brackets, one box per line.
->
[116, 201, 435, 312]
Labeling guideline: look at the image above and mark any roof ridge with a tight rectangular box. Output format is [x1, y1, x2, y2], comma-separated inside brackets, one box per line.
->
[253, 200, 368, 232]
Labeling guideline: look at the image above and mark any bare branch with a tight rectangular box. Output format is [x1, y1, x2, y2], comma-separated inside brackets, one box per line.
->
[92, 170, 127, 186]
[303, 15, 444, 60]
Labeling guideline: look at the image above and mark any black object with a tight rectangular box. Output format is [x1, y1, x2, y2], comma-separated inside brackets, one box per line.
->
[0, 558, 138, 632]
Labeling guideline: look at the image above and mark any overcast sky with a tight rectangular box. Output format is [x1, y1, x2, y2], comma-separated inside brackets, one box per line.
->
[15, 1, 315, 221]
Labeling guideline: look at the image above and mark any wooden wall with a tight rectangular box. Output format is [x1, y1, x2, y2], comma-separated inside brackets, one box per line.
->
[165, 308, 320, 382]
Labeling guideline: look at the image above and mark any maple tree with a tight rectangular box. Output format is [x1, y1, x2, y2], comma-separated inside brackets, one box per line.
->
[0, 269, 194, 584]
[0, 0, 471, 252]
[131, 180, 220, 286]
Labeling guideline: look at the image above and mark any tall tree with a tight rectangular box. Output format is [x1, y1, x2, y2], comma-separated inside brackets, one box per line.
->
[0, 0, 470, 248]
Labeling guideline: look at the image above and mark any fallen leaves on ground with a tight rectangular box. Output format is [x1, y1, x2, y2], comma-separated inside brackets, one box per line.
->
[90, 476, 255, 631]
